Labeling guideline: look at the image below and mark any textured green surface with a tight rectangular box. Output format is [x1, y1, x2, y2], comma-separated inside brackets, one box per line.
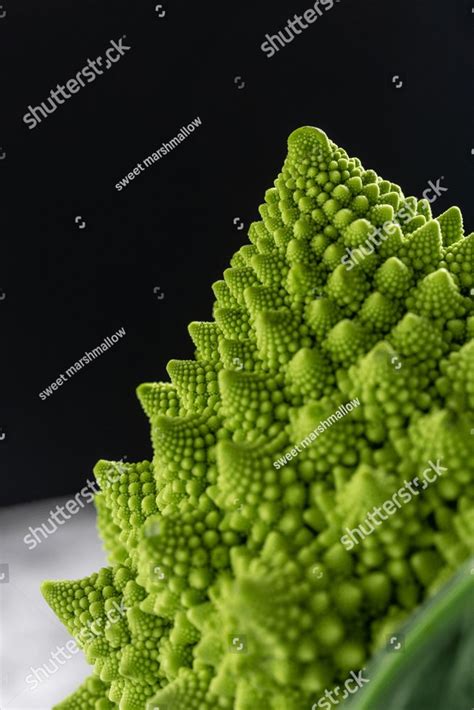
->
[346, 558, 474, 710]
[42, 126, 474, 709]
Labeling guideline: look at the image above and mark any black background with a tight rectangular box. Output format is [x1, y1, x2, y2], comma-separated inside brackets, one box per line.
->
[1, 0, 472, 506]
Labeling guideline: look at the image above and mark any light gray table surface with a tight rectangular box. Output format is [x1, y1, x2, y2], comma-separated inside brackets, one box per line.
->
[0, 497, 107, 709]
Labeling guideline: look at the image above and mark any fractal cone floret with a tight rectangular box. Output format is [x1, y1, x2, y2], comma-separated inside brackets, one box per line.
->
[42, 126, 474, 710]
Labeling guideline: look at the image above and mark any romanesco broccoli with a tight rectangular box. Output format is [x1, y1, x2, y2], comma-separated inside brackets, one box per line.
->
[42, 126, 474, 710]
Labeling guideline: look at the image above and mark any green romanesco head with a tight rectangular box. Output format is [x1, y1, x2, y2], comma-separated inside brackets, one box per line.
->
[42, 125, 474, 710]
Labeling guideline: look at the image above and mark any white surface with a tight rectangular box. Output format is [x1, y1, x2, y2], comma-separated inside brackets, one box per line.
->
[0, 497, 107, 709]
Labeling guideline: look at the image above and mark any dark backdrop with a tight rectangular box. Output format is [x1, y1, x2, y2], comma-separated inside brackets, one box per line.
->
[1, 0, 472, 505]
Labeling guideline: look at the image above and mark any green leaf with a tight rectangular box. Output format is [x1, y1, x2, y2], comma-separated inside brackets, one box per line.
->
[347, 558, 474, 709]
